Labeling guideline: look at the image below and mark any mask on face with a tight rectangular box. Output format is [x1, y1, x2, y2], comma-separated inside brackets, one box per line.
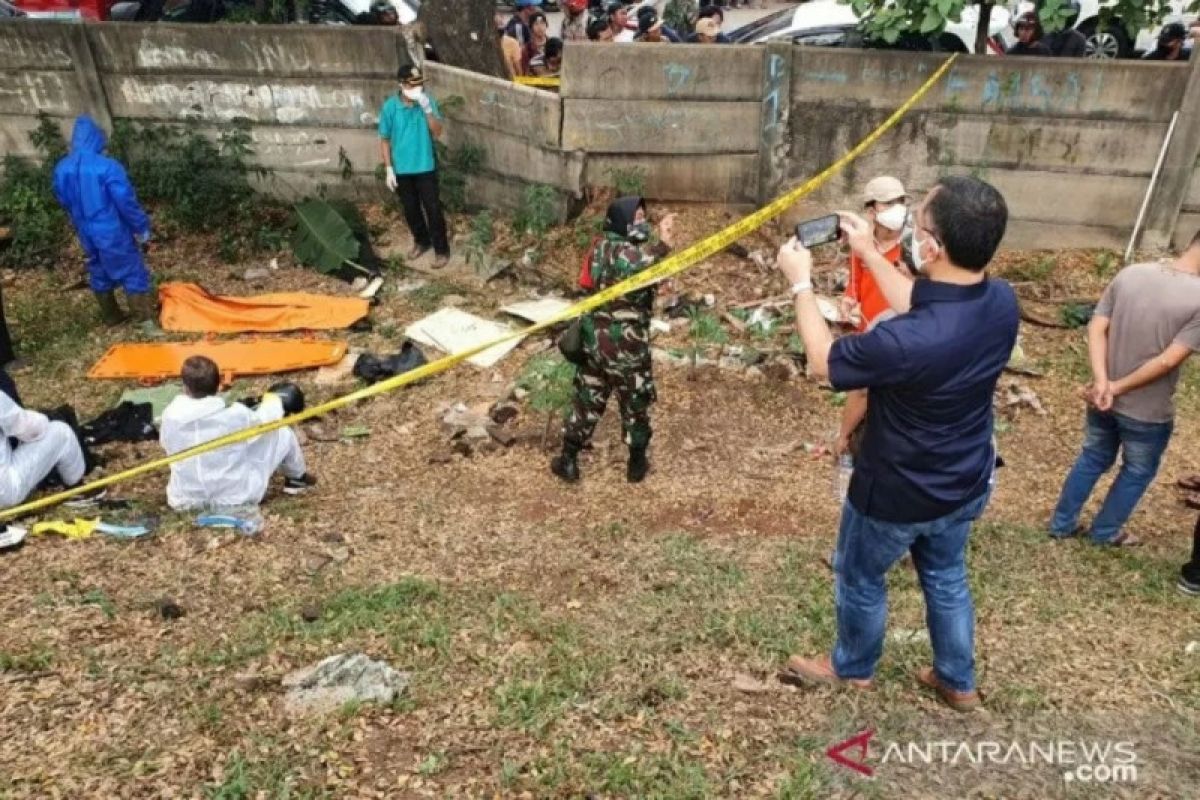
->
[875, 205, 907, 232]
[627, 221, 651, 243]
[908, 226, 934, 272]
[402, 86, 423, 101]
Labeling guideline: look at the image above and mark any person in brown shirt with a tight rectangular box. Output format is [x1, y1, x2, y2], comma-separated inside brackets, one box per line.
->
[1050, 235, 1200, 547]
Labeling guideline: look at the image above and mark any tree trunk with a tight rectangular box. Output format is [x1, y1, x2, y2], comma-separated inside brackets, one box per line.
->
[421, 0, 507, 79]
[974, 2, 994, 55]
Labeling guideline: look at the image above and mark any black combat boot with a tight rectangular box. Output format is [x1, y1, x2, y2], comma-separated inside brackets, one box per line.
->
[550, 443, 581, 483]
[627, 445, 649, 483]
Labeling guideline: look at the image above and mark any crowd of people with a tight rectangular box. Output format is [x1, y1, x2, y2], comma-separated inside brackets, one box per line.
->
[1008, 7, 1198, 61]
[497, 0, 733, 79]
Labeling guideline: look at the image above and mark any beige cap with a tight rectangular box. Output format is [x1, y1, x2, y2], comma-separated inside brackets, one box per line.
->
[862, 175, 909, 206]
[695, 18, 720, 38]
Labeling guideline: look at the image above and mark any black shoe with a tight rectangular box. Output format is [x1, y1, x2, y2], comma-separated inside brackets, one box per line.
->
[1179, 574, 1200, 597]
[550, 450, 580, 483]
[627, 447, 649, 483]
[283, 473, 317, 496]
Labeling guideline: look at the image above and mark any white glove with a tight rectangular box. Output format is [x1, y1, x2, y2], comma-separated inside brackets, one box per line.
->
[385, 166, 397, 192]
[11, 409, 48, 443]
[417, 93, 432, 113]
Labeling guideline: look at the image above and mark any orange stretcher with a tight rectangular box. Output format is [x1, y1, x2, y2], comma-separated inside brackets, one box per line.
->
[158, 283, 369, 333]
[88, 339, 348, 381]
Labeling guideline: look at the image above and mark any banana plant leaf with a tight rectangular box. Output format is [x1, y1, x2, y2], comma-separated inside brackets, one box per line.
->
[291, 199, 362, 275]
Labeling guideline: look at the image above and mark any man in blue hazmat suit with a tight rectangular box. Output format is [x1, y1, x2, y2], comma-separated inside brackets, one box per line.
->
[52, 115, 156, 326]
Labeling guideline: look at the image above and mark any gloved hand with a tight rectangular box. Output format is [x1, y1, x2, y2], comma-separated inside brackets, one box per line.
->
[417, 93, 433, 114]
[385, 166, 397, 192]
[267, 382, 305, 415]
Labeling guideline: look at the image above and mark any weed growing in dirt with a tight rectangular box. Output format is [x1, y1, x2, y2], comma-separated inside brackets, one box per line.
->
[407, 280, 469, 312]
[573, 213, 604, 249]
[513, 185, 560, 236]
[517, 352, 576, 446]
[204, 749, 324, 800]
[0, 113, 68, 267]
[605, 166, 647, 198]
[1060, 302, 1095, 329]
[687, 309, 729, 369]
[0, 646, 55, 673]
[1007, 254, 1057, 283]
[1094, 250, 1119, 280]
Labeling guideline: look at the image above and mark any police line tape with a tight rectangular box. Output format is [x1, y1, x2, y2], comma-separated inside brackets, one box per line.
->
[0, 54, 957, 522]
[514, 75, 561, 88]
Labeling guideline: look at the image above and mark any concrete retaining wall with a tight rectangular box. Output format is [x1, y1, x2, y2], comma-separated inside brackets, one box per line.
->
[4, 20, 1200, 250]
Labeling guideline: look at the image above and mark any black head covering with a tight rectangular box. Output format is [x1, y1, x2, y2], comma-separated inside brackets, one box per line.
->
[604, 196, 645, 237]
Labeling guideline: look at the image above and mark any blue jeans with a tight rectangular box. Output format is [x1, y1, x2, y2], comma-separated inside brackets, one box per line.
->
[1050, 409, 1173, 543]
[831, 493, 988, 694]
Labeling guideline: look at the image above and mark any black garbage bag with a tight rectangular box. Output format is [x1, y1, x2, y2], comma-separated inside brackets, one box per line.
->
[81, 401, 156, 447]
[353, 341, 428, 385]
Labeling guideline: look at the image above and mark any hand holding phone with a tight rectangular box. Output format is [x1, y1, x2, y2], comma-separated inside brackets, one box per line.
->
[795, 214, 841, 249]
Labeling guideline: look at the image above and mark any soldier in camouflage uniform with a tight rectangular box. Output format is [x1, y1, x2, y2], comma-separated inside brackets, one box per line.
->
[552, 197, 677, 483]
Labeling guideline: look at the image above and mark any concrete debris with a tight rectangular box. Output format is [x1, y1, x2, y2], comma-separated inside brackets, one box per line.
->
[282, 652, 411, 716]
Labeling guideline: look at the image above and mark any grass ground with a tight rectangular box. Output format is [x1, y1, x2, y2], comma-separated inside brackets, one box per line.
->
[0, 204, 1197, 798]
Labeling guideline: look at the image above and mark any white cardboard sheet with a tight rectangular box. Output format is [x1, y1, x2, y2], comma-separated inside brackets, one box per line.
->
[404, 308, 522, 369]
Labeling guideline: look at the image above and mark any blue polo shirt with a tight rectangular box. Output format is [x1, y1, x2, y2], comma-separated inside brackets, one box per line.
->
[378, 93, 442, 176]
[829, 278, 1019, 524]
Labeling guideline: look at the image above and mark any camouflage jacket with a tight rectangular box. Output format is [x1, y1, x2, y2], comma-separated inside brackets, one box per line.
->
[586, 232, 670, 325]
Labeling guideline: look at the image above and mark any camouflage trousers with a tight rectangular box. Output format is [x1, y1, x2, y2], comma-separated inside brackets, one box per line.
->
[562, 319, 656, 450]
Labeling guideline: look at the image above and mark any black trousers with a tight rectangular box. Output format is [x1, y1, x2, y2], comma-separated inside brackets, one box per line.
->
[0, 284, 14, 367]
[395, 170, 449, 256]
[1184, 515, 1200, 584]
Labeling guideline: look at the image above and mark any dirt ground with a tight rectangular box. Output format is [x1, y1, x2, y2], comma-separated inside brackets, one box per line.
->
[0, 199, 1198, 799]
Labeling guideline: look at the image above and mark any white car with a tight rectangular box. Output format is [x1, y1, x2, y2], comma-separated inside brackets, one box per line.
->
[729, 0, 1011, 54]
[1011, 1, 1198, 58]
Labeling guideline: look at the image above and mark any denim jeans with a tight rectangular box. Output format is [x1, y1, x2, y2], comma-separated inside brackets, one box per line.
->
[831, 492, 989, 693]
[1050, 409, 1173, 543]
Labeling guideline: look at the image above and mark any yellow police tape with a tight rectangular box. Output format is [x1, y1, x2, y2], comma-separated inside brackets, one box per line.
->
[514, 75, 561, 88]
[0, 54, 957, 522]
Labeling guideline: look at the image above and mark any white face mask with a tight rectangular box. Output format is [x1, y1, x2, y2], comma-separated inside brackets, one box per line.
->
[402, 86, 423, 101]
[875, 204, 907, 231]
[909, 226, 935, 272]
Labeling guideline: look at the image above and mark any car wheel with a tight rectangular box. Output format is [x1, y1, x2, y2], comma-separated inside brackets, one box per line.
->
[1079, 19, 1131, 59]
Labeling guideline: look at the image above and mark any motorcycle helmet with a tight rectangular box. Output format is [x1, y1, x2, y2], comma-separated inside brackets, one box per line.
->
[267, 382, 306, 415]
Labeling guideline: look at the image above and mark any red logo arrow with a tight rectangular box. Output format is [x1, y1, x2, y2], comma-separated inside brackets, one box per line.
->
[826, 729, 875, 776]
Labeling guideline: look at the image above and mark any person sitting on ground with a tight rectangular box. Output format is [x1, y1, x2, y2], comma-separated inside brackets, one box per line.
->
[696, 5, 732, 43]
[587, 16, 614, 41]
[1007, 12, 1051, 56]
[1144, 22, 1191, 61]
[52, 115, 156, 328]
[160, 356, 316, 511]
[836, 176, 914, 462]
[551, 197, 677, 484]
[0, 389, 88, 510]
[530, 37, 564, 76]
[689, 17, 721, 44]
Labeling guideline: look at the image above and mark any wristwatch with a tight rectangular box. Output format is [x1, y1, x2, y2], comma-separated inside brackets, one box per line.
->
[790, 280, 813, 296]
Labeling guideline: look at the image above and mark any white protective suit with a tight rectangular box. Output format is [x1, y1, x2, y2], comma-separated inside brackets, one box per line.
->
[0, 391, 86, 508]
[160, 393, 306, 511]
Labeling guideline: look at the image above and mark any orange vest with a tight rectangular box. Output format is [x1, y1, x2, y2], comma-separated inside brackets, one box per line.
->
[846, 242, 906, 333]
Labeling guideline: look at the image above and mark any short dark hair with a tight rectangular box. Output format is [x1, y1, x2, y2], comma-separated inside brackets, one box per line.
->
[698, 5, 722, 21]
[587, 17, 608, 39]
[181, 356, 219, 398]
[530, 11, 547, 25]
[924, 176, 1008, 272]
[545, 37, 563, 59]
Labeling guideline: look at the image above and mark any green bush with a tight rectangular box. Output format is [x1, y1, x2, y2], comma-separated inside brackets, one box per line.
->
[0, 114, 68, 268]
[513, 185, 560, 237]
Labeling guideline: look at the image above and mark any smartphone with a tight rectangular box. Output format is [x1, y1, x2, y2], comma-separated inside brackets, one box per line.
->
[795, 214, 841, 248]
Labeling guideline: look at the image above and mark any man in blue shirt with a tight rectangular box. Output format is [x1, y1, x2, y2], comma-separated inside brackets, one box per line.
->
[379, 64, 449, 268]
[775, 176, 1017, 712]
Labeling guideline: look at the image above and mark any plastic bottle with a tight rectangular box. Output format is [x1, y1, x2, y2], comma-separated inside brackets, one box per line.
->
[833, 453, 853, 502]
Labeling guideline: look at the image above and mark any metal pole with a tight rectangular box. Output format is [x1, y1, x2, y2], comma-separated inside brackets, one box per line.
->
[1127, 110, 1180, 264]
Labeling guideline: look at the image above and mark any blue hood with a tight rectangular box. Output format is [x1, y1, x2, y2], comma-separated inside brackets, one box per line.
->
[70, 115, 106, 155]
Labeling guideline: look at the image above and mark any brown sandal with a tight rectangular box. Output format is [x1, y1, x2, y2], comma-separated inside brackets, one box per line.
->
[1178, 475, 1200, 493]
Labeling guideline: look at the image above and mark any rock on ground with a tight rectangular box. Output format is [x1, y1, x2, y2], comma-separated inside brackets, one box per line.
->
[281, 652, 411, 716]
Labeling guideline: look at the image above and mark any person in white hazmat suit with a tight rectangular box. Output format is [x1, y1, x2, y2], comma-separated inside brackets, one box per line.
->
[0, 391, 87, 508]
[160, 356, 316, 511]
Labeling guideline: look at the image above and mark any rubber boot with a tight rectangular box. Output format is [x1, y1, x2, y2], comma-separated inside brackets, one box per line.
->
[127, 293, 163, 337]
[94, 291, 128, 326]
[550, 442, 581, 483]
[627, 445, 650, 483]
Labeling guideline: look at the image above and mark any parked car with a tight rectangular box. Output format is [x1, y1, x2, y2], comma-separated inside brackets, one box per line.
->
[1009, 0, 1198, 59]
[729, 0, 1011, 54]
[9, 0, 114, 19]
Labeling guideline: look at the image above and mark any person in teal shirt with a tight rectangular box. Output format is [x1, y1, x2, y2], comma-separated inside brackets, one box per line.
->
[379, 64, 450, 268]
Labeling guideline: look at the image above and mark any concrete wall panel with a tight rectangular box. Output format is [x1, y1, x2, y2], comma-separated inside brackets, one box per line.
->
[0, 21, 74, 70]
[587, 154, 758, 204]
[425, 62, 561, 149]
[561, 42, 763, 101]
[563, 99, 760, 154]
